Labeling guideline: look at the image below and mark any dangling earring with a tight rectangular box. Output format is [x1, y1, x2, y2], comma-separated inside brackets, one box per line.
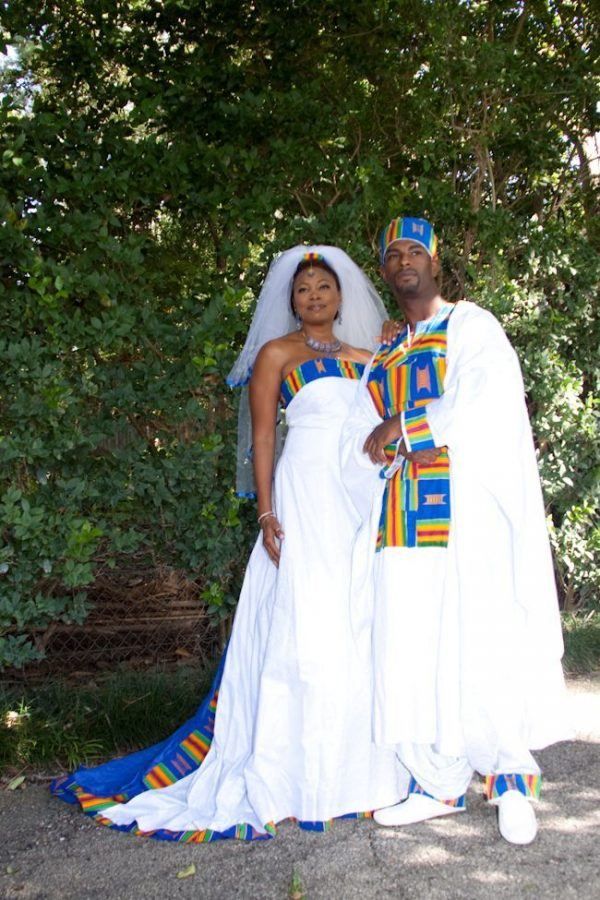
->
[335, 303, 343, 324]
[292, 306, 302, 329]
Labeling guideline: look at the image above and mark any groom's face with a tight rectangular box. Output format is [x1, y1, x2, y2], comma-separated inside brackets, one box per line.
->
[380, 240, 439, 300]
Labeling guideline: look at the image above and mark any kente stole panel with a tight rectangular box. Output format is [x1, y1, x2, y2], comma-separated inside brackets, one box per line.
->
[367, 308, 453, 551]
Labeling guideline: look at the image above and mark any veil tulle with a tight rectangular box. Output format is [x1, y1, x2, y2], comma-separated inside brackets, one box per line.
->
[226, 245, 387, 497]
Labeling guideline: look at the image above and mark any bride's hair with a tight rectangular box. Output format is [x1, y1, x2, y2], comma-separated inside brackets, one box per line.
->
[291, 258, 341, 292]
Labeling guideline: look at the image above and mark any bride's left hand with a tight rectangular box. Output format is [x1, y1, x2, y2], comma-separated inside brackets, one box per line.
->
[378, 319, 404, 346]
[261, 515, 285, 568]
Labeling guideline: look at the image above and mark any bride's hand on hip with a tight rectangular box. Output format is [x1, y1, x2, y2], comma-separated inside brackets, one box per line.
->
[261, 516, 284, 567]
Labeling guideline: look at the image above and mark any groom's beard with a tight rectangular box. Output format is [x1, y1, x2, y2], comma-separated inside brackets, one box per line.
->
[394, 270, 421, 297]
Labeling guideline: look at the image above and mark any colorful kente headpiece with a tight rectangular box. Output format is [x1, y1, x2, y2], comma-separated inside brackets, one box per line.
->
[293, 250, 340, 292]
[302, 251, 327, 266]
[379, 217, 438, 263]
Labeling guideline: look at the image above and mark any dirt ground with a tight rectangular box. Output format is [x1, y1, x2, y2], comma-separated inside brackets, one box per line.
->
[0, 674, 598, 900]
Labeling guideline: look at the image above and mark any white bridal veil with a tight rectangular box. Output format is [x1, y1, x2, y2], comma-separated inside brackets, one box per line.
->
[226, 245, 388, 497]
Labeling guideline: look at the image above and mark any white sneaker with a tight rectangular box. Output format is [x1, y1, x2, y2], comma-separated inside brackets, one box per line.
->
[373, 793, 465, 827]
[496, 790, 538, 845]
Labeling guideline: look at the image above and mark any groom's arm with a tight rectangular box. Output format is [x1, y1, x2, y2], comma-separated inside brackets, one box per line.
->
[362, 415, 442, 466]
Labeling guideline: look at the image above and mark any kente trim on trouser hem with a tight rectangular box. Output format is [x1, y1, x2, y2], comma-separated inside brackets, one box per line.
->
[484, 773, 541, 801]
[408, 776, 466, 809]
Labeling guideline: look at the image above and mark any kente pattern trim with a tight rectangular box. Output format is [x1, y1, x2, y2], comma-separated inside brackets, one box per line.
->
[368, 307, 453, 550]
[408, 777, 466, 808]
[280, 358, 364, 409]
[484, 773, 541, 801]
[51, 654, 374, 842]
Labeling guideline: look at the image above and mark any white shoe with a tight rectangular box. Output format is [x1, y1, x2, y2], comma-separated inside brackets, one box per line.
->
[497, 790, 538, 845]
[373, 793, 465, 827]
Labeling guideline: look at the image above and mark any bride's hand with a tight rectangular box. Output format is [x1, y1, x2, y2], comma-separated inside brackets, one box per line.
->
[378, 319, 404, 346]
[261, 515, 284, 567]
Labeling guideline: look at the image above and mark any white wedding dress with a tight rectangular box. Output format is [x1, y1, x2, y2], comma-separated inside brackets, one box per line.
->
[100, 358, 405, 838]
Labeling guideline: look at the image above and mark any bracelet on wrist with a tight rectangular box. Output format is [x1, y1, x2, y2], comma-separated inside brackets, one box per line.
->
[257, 510, 275, 524]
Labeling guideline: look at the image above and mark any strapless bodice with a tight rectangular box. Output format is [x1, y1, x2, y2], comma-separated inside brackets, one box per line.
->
[280, 358, 364, 416]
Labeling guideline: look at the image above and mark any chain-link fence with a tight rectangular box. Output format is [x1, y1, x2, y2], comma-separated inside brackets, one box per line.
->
[1, 568, 221, 685]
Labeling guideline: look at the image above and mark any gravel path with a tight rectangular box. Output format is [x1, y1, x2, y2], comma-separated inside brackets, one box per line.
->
[1, 674, 598, 900]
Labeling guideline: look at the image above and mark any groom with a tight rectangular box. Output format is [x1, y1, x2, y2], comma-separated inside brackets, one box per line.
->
[344, 216, 569, 844]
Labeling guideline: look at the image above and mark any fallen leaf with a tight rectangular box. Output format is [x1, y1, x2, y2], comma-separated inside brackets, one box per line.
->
[176, 863, 196, 879]
[6, 776, 25, 791]
[6, 865, 18, 875]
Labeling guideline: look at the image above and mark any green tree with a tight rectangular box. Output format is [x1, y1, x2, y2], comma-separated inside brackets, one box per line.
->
[0, 0, 598, 667]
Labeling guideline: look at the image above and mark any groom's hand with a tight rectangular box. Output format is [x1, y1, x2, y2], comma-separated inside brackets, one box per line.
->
[364, 418, 443, 466]
[363, 417, 404, 464]
[399, 443, 442, 465]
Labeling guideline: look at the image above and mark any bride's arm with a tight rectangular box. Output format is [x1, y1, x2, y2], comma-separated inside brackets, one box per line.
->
[249, 343, 286, 566]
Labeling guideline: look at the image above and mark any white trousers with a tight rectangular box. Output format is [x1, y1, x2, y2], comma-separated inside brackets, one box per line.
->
[372, 547, 541, 802]
[398, 740, 540, 802]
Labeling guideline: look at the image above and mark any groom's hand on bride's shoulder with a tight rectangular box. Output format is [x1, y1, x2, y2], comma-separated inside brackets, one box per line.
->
[378, 319, 404, 345]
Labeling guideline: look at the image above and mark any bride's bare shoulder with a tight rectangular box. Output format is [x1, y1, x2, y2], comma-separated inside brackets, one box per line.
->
[254, 333, 304, 368]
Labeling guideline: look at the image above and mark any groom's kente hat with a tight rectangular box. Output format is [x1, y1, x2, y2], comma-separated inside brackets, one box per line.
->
[379, 217, 438, 263]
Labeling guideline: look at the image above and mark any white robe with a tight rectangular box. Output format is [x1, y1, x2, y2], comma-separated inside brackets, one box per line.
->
[341, 301, 571, 776]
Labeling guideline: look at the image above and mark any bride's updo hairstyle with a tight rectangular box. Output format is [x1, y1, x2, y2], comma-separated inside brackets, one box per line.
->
[291, 252, 341, 290]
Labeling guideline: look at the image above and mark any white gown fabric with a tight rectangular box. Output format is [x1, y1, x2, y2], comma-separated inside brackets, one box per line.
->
[104, 372, 406, 835]
[341, 301, 571, 780]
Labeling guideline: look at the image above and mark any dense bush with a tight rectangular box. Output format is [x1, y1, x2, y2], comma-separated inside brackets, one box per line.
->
[0, 1, 598, 667]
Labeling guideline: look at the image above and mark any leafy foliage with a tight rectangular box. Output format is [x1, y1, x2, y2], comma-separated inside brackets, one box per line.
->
[0, 1, 598, 667]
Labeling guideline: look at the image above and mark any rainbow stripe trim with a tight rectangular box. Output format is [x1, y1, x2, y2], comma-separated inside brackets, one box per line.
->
[53, 783, 377, 844]
[368, 306, 452, 551]
[408, 777, 466, 808]
[403, 407, 436, 452]
[302, 251, 327, 264]
[484, 773, 541, 801]
[142, 689, 218, 790]
[415, 518, 450, 546]
[374, 450, 450, 550]
[371, 330, 448, 376]
[368, 328, 449, 419]
[50, 657, 378, 844]
[280, 357, 364, 409]
[379, 217, 438, 262]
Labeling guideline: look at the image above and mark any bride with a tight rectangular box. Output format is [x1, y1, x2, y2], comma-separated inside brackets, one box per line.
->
[52, 246, 408, 841]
